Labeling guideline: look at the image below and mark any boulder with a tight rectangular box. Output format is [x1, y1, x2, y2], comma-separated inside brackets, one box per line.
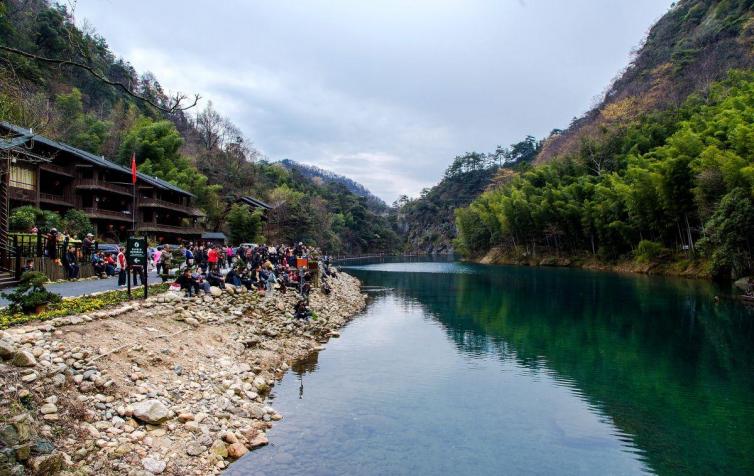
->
[226, 442, 248, 459]
[132, 400, 173, 425]
[247, 433, 269, 449]
[11, 350, 37, 367]
[0, 339, 15, 360]
[209, 286, 223, 297]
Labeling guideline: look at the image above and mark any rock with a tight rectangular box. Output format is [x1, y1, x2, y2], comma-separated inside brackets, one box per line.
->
[132, 400, 173, 425]
[142, 456, 167, 474]
[209, 440, 228, 459]
[20, 373, 37, 383]
[185, 443, 206, 456]
[0, 339, 15, 360]
[29, 452, 67, 474]
[734, 276, 751, 292]
[222, 432, 238, 444]
[185, 318, 199, 327]
[39, 403, 57, 415]
[11, 350, 37, 367]
[226, 442, 248, 459]
[0, 425, 20, 447]
[31, 439, 55, 456]
[247, 433, 269, 449]
[177, 413, 194, 422]
[210, 286, 223, 297]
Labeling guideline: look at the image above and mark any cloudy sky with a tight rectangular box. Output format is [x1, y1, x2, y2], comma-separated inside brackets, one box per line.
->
[73, 0, 672, 202]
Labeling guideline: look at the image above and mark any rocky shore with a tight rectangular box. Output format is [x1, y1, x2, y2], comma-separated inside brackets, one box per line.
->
[0, 273, 366, 475]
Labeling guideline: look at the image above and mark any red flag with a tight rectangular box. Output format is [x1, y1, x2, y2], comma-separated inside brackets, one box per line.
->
[131, 152, 137, 184]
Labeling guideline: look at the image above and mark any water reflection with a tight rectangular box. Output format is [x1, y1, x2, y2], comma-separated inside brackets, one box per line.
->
[232, 261, 754, 476]
[348, 261, 754, 475]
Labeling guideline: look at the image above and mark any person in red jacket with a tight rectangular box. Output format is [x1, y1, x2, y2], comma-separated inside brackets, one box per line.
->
[207, 245, 219, 270]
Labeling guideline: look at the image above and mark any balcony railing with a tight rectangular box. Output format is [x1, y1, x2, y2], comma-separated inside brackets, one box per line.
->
[39, 192, 75, 206]
[75, 179, 133, 196]
[138, 196, 203, 216]
[8, 186, 35, 203]
[82, 208, 134, 222]
[40, 163, 75, 177]
[137, 221, 203, 234]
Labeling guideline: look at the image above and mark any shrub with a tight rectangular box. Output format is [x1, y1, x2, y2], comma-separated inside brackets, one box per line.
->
[9, 206, 62, 233]
[1, 272, 61, 314]
[635, 240, 664, 263]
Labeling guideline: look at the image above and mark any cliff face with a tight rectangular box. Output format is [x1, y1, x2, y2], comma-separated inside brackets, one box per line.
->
[537, 0, 754, 164]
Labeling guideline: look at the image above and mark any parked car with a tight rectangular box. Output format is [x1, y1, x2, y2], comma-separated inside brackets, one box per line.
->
[95, 243, 120, 255]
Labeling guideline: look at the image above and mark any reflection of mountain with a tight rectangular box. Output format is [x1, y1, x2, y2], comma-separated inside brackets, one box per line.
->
[350, 263, 754, 476]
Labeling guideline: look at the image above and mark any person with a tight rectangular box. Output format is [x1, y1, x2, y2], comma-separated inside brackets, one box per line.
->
[192, 270, 211, 294]
[265, 267, 277, 294]
[63, 246, 79, 279]
[153, 248, 162, 274]
[117, 247, 127, 286]
[225, 267, 241, 287]
[82, 233, 94, 260]
[104, 253, 116, 276]
[175, 268, 200, 297]
[22, 259, 34, 273]
[207, 245, 218, 270]
[45, 228, 59, 264]
[207, 265, 225, 289]
[293, 299, 312, 320]
[159, 245, 172, 275]
[92, 252, 106, 277]
[183, 245, 194, 268]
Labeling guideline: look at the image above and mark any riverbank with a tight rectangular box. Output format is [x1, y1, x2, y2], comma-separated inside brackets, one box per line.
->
[476, 247, 712, 279]
[0, 273, 366, 475]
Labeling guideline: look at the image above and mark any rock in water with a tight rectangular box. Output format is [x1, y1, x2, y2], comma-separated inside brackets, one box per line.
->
[132, 400, 173, 425]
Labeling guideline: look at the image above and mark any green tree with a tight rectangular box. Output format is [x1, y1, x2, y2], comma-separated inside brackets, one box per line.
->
[63, 209, 94, 238]
[698, 188, 754, 280]
[226, 204, 262, 245]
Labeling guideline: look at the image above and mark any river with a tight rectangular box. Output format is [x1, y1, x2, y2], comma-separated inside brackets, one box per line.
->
[229, 260, 754, 475]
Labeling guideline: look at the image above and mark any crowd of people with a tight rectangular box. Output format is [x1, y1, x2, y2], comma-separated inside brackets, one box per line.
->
[32, 230, 337, 320]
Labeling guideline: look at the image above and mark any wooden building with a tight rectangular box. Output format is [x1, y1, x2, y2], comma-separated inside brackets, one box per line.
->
[0, 121, 204, 244]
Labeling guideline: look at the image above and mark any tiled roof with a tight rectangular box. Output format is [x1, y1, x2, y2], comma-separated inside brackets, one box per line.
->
[239, 196, 272, 210]
[0, 121, 194, 197]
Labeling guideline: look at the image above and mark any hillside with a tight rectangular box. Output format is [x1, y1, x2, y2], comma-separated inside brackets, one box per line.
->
[278, 159, 387, 210]
[0, 0, 400, 254]
[537, 0, 754, 164]
[398, 138, 539, 254]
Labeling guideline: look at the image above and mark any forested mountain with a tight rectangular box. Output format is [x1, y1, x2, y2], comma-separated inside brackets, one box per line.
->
[278, 159, 387, 210]
[0, 0, 400, 254]
[537, 0, 754, 164]
[456, 72, 754, 280]
[398, 137, 539, 253]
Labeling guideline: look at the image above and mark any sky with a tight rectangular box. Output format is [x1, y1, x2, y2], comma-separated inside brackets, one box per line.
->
[73, 0, 673, 203]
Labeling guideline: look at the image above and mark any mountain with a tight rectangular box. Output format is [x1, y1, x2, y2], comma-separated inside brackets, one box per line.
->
[398, 138, 540, 254]
[454, 0, 754, 280]
[0, 0, 401, 254]
[278, 159, 387, 210]
[537, 0, 754, 164]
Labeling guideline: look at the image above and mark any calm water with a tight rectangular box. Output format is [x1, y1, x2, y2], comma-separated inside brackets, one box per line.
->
[230, 261, 754, 475]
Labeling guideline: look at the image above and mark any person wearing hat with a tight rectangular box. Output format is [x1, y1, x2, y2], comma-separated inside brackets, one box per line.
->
[82, 233, 94, 260]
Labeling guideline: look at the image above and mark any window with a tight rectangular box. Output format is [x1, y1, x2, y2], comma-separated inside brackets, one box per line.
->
[10, 165, 36, 190]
